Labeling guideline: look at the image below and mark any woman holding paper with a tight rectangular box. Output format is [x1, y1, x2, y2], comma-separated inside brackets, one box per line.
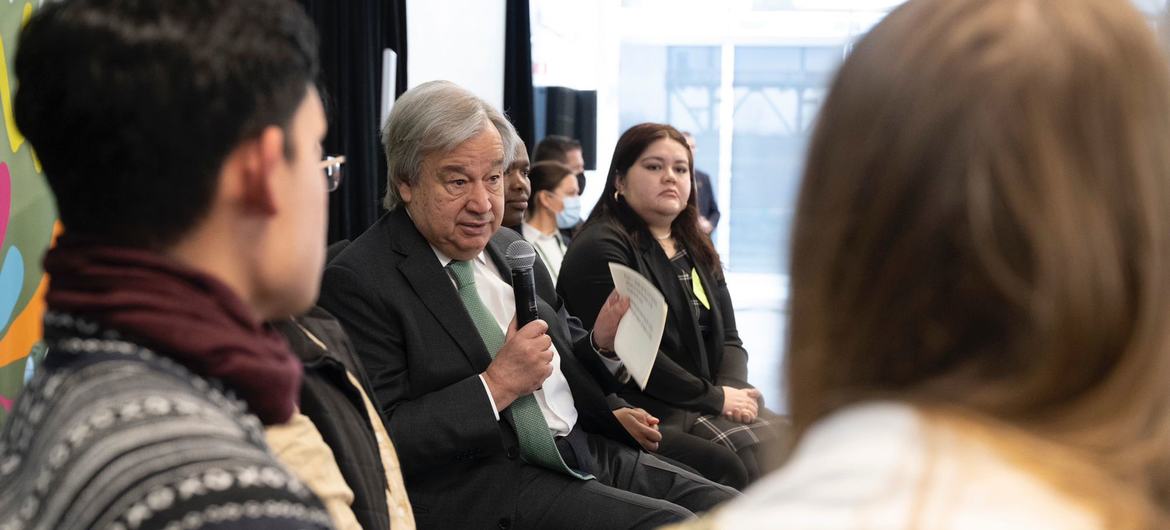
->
[558, 123, 786, 486]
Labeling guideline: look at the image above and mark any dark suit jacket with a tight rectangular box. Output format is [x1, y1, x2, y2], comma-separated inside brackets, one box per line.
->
[694, 169, 720, 229]
[318, 208, 635, 529]
[557, 220, 751, 427]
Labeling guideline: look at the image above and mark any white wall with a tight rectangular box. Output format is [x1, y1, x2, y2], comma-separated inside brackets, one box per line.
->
[406, 0, 507, 109]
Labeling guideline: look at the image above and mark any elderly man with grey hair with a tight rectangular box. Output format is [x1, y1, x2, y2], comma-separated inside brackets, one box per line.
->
[320, 80, 736, 529]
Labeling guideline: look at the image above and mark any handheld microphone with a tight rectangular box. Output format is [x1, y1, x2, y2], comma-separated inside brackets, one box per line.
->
[505, 240, 539, 327]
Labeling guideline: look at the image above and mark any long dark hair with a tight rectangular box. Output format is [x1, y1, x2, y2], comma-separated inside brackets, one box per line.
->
[586, 123, 722, 278]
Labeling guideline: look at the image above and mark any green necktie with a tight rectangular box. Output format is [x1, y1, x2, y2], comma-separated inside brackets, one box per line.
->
[447, 260, 591, 480]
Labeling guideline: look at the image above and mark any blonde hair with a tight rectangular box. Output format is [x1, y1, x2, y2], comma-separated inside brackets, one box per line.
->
[787, 0, 1170, 525]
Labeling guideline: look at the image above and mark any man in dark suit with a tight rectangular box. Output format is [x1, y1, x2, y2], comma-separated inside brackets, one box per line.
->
[319, 81, 736, 530]
[682, 132, 720, 235]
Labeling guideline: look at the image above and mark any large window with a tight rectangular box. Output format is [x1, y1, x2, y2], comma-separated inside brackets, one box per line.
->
[533, 0, 1170, 408]
[729, 46, 838, 273]
[608, 3, 896, 406]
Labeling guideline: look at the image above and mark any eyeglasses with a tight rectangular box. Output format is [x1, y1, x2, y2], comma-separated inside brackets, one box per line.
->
[319, 155, 346, 192]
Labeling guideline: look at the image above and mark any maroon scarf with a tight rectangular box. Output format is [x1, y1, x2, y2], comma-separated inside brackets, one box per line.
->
[43, 234, 301, 425]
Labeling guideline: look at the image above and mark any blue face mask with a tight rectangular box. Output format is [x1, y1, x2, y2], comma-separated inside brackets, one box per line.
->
[556, 195, 582, 229]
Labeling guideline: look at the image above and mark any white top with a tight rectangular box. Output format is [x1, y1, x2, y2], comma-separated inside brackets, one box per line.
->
[431, 246, 578, 437]
[521, 222, 566, 282]
[711, 402, 1101, 530]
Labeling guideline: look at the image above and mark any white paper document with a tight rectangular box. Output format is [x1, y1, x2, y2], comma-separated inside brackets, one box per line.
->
[608, 262, 667, 389]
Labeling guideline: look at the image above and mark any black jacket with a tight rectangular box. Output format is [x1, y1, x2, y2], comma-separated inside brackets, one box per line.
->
[557, 220, 751, 427]
[272, 307, 392, 530]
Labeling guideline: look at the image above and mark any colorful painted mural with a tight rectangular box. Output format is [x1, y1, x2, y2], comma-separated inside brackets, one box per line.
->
[0, 2, 58, 426]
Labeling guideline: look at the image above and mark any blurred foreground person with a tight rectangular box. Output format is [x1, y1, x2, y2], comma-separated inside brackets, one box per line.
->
[0, 0, 336, 528]
[672, 0, 1170, 528]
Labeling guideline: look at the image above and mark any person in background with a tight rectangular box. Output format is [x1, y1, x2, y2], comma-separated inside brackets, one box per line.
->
[0, 0, 334, 528]
[681, 132, 719, 235]
[674, 0, 1170, 528]
[559, 123, 787, 487]
[526, 158, 746, 488]
[533, 135, 587, 243]
[521, 160, 579, 282]
[533, 134, 586, 186]
[502, 139, 531, 233]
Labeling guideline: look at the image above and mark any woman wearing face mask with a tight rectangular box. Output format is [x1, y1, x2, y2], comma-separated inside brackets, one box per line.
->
[521, 160, 581, 281]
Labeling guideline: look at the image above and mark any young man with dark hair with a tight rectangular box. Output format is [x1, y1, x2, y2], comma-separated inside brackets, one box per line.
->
[0, 1, 335, 528]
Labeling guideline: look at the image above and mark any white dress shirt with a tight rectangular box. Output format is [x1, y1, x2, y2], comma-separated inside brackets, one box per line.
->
[431, 246, 578, 437]
[520, 222, 626, 379]
[521, 222, 566, 282]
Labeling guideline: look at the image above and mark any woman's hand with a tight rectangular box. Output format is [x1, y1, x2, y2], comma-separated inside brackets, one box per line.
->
[591, 290, 631, 352]
[721, 386, 761, 424]
[614, 407, 662, 452]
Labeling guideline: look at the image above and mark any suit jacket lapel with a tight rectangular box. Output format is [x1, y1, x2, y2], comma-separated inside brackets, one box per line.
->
[388, 209, 494, 373]
[688, 248, 724, 374]
[639, 237, 712, 380]
[486, 236, 512, 282]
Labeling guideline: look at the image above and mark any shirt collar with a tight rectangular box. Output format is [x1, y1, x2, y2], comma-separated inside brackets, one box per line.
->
[522, 222, 559, 242]
[430, 245, 489, 268]
[408, 209, 490, 268]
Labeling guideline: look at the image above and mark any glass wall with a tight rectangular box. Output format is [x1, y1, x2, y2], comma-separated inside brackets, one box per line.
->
[729, 46, 838, 273]
[534, 0, 1170, 408]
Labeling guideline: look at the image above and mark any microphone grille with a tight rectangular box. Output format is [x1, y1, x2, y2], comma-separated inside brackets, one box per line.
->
[505, 240, 537, 270]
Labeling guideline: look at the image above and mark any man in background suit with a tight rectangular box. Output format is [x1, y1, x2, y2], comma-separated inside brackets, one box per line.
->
[320, 81, 735, 530]
[682, 132, 720, 235]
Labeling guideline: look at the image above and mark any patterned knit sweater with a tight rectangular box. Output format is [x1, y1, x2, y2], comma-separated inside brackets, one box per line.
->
[0, 312, 335, 530]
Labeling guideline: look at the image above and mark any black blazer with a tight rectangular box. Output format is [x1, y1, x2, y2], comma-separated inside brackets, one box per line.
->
[557, 220, 751, 424]
[318, 208, 634, 529]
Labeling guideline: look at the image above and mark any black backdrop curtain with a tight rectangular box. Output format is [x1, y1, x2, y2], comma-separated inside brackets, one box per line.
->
[534, 87, 598, 170]
[297, 0, 408, 243]
[504, 0, 535, 152]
